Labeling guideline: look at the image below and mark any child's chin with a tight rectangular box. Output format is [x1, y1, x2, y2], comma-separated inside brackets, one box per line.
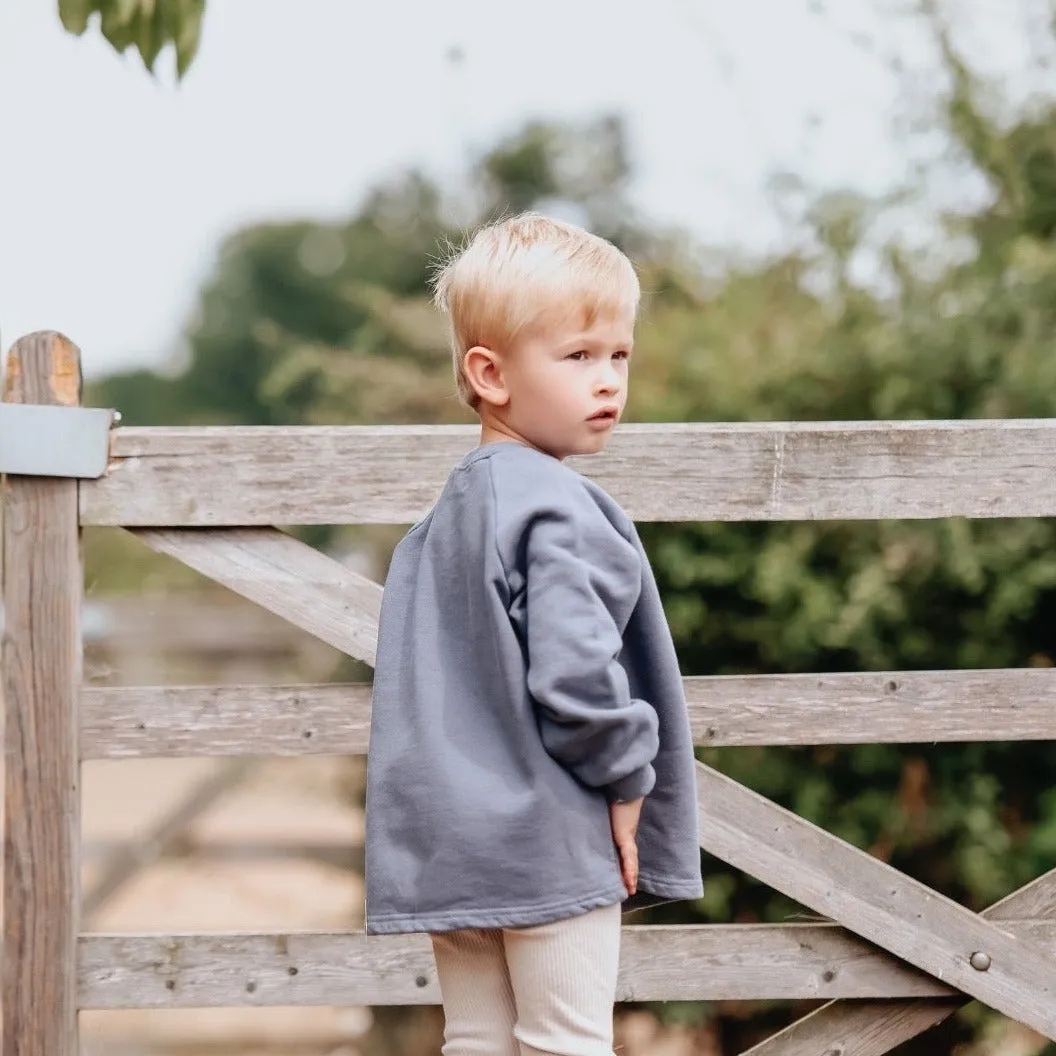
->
[569, 438, 610, 458]
[544, 431, 612, 460]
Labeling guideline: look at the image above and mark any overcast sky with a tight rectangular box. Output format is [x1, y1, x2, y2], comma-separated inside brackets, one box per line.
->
[0, 1, 1047, 378]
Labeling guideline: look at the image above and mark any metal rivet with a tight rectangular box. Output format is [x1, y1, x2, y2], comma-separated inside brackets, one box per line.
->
[970, 951, 991, 971]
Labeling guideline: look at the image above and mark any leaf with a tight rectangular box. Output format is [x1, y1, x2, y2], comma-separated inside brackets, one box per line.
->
[57, 0, 206, 76]
[136, 0, 165, 70]
[173, 0, 204, 78]
[57, 0, 93, 34]
[98, 0, 140, 53]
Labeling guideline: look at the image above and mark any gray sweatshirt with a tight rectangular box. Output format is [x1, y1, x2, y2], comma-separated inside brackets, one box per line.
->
[364, 441, 703, 934]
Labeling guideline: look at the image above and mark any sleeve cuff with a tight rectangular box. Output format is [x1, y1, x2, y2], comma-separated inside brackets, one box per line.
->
[606, 764, 656, 803]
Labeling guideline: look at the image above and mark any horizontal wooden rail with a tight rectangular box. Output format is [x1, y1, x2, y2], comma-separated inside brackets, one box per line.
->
[83, 420, 1056, 526]
[81, 667, 1056, 758]
[76, 919, 1056, 1009]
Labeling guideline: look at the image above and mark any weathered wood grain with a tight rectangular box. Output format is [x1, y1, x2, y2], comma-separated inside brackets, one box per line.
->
[741, 1000, 961, 1056]
[81, 683, 373, 758]
[695, 761, 1056, 1040]
[689, 667, 1056, 745]
[131, 527, 381, 665]
[742, 866, 1056, 1056]
[83, 420, 1056, 526]
[80, 667, 1056, 759]
[76, 920, 1056, 1009]
[2, 332, 83, 1055]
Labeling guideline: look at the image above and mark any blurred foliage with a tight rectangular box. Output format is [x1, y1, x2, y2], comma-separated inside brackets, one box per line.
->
[82, 5, 1056, 1052]
[58, 0, 203, 77]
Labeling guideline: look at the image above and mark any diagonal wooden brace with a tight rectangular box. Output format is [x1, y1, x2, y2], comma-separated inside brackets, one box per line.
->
[739, 865, 1056, 1056]
[696, 761, 1056, 1041]
[131, 527, 382, 667]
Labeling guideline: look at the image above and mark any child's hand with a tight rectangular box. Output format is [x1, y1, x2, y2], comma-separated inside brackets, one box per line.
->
[608, 797, 644, 895]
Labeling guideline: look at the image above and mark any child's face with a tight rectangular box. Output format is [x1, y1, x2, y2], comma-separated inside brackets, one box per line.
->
[498, 310, 634, 460]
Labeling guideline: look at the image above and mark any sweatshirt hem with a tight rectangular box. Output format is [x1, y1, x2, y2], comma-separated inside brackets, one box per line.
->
[637, 872, 704, 900]
[365, 881, 628, 935]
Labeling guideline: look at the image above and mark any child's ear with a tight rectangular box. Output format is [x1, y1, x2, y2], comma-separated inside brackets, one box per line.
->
[463, 346, 510, 407]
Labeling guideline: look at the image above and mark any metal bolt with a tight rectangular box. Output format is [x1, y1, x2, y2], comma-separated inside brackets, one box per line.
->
[969, 951, 991, 972]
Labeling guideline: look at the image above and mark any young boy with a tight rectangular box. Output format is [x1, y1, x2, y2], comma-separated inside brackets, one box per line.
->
[364, 213, 702, 1056]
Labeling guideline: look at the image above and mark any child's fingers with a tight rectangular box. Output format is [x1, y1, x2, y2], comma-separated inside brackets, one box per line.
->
[619, 840, 639, 895]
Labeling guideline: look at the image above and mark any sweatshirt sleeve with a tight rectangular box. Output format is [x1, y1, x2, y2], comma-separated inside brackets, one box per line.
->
[521, 485, 659, 802]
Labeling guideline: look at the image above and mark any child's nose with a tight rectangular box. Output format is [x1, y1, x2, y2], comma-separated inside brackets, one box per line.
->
[594, 365, 621, 395]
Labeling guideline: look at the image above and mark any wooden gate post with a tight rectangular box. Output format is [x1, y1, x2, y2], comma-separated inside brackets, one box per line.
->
[2, 332, 84, 1054]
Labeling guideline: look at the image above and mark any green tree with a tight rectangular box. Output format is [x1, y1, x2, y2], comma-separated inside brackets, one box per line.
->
[87, 115, 650, 428]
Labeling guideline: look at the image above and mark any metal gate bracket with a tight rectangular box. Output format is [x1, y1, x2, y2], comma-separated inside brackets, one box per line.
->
[0, 403, 116, 479]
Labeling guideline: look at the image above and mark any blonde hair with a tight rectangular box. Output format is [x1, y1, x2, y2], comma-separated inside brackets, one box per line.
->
[431, 213, 640, 408]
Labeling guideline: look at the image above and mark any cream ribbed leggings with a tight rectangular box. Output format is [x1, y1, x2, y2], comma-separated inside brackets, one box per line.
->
[430, 903, 622, 1056]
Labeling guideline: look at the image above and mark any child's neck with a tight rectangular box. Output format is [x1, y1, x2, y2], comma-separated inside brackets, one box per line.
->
[477, 418, 557, 459]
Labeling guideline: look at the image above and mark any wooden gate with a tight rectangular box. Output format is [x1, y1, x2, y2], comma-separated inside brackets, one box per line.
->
[5, 330, 1056, 1056]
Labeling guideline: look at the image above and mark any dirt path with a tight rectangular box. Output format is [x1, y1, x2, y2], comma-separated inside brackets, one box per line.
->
[79, 754, 370, 1053]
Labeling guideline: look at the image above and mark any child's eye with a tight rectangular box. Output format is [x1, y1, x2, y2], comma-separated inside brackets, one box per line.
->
[613, 349, 630, 360]
[567, 350, 588, 361]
